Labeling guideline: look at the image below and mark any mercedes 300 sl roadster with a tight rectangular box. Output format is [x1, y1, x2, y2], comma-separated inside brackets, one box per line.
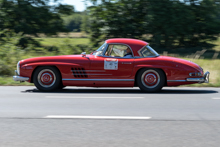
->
[13, 38, 210, 92]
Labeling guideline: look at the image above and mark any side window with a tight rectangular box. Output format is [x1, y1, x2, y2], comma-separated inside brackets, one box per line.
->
[105, 44, 132, 57]
[138, 46, 157, 57]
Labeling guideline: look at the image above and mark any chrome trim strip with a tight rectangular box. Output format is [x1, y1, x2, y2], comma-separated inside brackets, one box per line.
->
[71, 70, 105, 72]
[13, 76, 29, 81]
[167, 80, 186, 82]
[62, 79, 134, 81]
[72, 74, 112, 75]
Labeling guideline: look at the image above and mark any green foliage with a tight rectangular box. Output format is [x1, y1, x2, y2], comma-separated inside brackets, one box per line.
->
[0, 30, 92, 76]
[62, 12, 90, 32]
[0, 0, 73, 35]
[55, 4, 75, 15]
[17, 37, 41, 48]
[88, 0, 149, 46]
[81, 15, 90, 33]
[88, 0, 220, 48]
[62, 13, 83, 32]
[0, 30, 25, 75]
[148, 0, 220, 48]
[48, 38, 92, 55]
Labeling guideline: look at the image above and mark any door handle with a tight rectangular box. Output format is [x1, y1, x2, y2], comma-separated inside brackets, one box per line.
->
[122, 62, 132, 64]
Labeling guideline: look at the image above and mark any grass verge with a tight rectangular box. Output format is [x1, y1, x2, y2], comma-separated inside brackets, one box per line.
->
[0, 76, 33, 86]
[183, 58, 220, 87]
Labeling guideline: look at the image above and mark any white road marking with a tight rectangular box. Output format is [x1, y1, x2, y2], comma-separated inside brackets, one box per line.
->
[212, 97, 220, 100]
[44, 115, 151, 120]
[45, 96, 144, 99]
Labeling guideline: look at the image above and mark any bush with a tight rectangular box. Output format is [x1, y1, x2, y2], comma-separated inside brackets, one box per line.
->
[0, 30, 25, 75]
[17, 37, 40, 48]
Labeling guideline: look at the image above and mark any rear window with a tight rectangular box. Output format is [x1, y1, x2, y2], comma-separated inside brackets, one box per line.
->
[138, 46, 159, 57]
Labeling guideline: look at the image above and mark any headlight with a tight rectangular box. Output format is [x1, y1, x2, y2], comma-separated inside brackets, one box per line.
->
[17, 61, 20, 75]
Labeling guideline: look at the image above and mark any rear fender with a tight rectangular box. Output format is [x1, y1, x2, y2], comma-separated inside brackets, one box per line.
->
[134, 65, 169, 86]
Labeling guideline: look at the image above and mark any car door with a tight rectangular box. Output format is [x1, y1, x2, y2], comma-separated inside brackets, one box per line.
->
[89, 44, 134, 78]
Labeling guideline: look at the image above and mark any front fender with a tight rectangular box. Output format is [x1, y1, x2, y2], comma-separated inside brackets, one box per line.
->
[20, 62, 81, 82]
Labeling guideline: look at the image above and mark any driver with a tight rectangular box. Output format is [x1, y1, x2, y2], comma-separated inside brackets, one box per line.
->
[124, 47, 133, 58]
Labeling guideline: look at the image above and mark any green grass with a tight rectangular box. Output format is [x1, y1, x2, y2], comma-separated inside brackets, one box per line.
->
[0, 76, 33, 86]
[183, 59, 220, 87]
[34, 38, 90, 47]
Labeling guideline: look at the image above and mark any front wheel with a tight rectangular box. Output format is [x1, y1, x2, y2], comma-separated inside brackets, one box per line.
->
[137, 68, 165, 92]
[33, 66, 61, 91]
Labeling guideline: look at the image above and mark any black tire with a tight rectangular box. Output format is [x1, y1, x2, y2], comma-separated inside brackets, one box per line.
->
[33, 66, 61, 91]
[58, 85, 66, 90]
[136, 68, 165, 92]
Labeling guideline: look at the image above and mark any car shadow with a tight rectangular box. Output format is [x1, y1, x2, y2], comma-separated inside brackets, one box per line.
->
[22, 87, 218, 94]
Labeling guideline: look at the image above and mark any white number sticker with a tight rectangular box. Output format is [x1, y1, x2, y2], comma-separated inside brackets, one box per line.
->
[104, 59, 118, 70]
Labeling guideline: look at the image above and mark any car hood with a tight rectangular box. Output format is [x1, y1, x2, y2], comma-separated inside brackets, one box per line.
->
[19, 55, 92, 65]
[158, 56, 202, 71]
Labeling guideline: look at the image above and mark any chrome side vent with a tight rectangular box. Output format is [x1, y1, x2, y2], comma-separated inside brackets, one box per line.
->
[71, 68, 88, 78]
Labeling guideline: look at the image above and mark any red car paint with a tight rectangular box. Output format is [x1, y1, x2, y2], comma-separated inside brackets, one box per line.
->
[15, 38, 209, 90]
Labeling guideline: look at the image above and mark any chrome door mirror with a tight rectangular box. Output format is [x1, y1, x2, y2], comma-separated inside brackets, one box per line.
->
[81, 52, 86, 57]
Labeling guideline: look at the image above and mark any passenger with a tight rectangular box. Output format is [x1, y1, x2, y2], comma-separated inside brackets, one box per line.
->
[124, 48, 133, 58]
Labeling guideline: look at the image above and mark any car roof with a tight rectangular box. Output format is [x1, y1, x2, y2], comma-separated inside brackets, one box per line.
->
[105, 38, 148, 56]
[106, 38, 148, 46]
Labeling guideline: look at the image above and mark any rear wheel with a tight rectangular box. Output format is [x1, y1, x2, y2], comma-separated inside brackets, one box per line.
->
[137, 68, 165, 92]
[33, 66, 61, 91]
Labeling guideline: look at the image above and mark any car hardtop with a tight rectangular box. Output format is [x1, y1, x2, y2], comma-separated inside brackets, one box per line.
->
[105, 38, 149, 57]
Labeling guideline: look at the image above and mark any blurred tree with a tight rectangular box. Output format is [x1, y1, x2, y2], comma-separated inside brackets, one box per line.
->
[62, 11, 90, 33]
[55, 4, 75, 15]
[62, 13, 83, 32]
[148, 0, 220, 48]
[80, 14, 90, 33]
[88, 0, 149, 46]
[0, 0, 74, 35]
[87, 0, 220, 48]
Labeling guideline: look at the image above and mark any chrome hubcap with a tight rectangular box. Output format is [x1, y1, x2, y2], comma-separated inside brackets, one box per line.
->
[38, 69, 56, 88]
[141, 70, 160, 88]
[145, 73, 157, 84]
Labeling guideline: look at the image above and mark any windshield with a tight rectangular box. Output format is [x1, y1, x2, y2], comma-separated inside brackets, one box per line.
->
[93, 43, 107, 56]
[138, 45, 159, 57]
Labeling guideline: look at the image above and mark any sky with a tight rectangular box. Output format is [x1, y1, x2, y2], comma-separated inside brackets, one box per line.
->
[61, 0, 92, 12]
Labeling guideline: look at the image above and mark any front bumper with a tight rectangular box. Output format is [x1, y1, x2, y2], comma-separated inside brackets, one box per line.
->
[13, 70, 29, 82]
[13, 76, 29, 82]
[186, 71, 210, 83]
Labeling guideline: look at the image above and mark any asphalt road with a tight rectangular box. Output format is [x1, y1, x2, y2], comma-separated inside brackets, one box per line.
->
[0, 86, 220, 147]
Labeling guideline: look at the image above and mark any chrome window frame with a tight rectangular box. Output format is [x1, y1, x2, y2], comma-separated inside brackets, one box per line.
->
[93, 42, 108, 56]
[137, 45, 160, 58]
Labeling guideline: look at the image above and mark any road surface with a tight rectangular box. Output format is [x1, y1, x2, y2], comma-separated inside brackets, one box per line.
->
[0, 86, 220, 147]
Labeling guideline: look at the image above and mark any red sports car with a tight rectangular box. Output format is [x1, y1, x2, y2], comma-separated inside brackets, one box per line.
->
[13, 38, 210, 92]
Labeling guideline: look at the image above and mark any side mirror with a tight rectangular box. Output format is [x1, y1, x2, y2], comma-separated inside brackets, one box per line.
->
[81, 52, 86, 57]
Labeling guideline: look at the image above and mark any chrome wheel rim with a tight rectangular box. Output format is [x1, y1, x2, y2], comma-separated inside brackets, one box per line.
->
[141, 70, 160, 88]
[37, 69, 56, 88]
